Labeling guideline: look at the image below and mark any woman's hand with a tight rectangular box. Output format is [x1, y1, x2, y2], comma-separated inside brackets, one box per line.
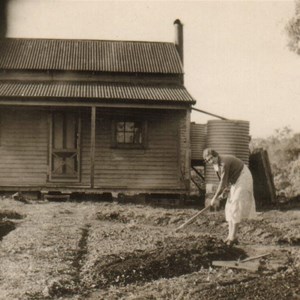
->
[210, 197, 218, 207]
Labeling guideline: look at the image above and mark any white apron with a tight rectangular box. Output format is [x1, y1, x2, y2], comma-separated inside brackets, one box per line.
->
[225, 165, 256, 224]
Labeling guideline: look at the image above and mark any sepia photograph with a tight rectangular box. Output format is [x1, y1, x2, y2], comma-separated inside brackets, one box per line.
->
[0, 0, 299, 299]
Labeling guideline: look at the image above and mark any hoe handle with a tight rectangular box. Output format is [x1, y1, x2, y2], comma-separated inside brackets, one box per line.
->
[175, 205, 211, 232]
[241, 253, 271, 263]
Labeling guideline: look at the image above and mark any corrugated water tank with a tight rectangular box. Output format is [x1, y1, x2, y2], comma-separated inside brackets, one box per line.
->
[190, 122, 206, 160]
[205, 119, 250, 188]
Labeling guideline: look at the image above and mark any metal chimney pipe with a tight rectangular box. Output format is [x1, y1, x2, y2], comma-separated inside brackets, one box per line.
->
[0, 0, 9, 38]
[174, 19, 183, 65]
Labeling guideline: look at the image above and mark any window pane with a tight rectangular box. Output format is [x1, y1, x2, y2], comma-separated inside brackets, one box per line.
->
[117, 132, 125, 143]
[125, 132, 134, 143]
[117, 122, 125, 131]
[125, 122, 134, 131]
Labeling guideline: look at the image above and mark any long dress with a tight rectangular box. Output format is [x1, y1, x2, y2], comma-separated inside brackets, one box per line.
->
[225, 165, 256, 224]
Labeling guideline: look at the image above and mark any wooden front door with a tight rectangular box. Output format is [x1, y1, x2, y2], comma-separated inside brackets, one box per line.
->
[49, 111, 81, 182]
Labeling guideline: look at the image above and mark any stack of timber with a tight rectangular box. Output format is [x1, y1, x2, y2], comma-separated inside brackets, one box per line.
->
[249, 149, 276, 207]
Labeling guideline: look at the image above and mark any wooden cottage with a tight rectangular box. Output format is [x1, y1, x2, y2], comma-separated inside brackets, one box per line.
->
[0, 20, 196, 199]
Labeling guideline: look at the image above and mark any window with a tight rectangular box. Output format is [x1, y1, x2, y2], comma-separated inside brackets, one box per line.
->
[112, 119, 147, 148]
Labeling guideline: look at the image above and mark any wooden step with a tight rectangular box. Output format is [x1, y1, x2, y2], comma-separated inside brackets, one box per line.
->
[43, 194, 70, 201]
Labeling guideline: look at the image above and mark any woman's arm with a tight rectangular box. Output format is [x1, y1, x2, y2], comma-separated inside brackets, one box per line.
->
[210, 164, 229, 206]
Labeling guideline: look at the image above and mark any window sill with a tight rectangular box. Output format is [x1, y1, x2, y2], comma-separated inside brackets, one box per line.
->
[111, 144, 147, 150]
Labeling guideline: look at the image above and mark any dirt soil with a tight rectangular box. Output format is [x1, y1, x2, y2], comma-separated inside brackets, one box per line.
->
[0, 197, 300, 300]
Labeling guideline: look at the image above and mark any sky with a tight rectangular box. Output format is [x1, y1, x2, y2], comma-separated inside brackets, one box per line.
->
[5, 0, 300, 138]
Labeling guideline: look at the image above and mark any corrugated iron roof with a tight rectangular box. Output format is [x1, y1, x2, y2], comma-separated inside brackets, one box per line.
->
[0, 38, 183, 74]
[0, 81, 195, 104]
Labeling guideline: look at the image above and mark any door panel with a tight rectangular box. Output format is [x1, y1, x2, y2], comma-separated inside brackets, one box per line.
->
[49, 111, 81, 182]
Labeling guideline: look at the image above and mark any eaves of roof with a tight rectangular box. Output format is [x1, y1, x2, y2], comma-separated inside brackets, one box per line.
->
[0, 81, 196, 105]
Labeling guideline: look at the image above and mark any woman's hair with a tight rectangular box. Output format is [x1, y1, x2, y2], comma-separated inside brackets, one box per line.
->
[203, 148, 219, 159]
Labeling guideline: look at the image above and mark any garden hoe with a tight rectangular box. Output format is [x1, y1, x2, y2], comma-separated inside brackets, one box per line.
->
[175, 205, 211, 232]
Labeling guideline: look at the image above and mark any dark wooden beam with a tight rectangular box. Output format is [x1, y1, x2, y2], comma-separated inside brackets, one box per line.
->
[0, 100, 190, 110]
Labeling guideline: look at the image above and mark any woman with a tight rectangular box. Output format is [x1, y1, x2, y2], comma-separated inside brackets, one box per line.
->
[203, 148, 256, 246]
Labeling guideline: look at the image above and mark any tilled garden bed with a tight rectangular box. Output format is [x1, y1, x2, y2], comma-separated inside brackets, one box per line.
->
[0, 198, 299, 300]
[85, 236, 245, 289]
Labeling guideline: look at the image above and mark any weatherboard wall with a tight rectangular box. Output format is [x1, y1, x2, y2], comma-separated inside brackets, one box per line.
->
[0, 108, 48, 186]
[0, 107, 189, 193]
[91, 109, 187, 190]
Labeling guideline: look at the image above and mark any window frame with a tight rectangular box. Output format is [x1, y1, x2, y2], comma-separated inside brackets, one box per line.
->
[111, 118, 148, 149]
